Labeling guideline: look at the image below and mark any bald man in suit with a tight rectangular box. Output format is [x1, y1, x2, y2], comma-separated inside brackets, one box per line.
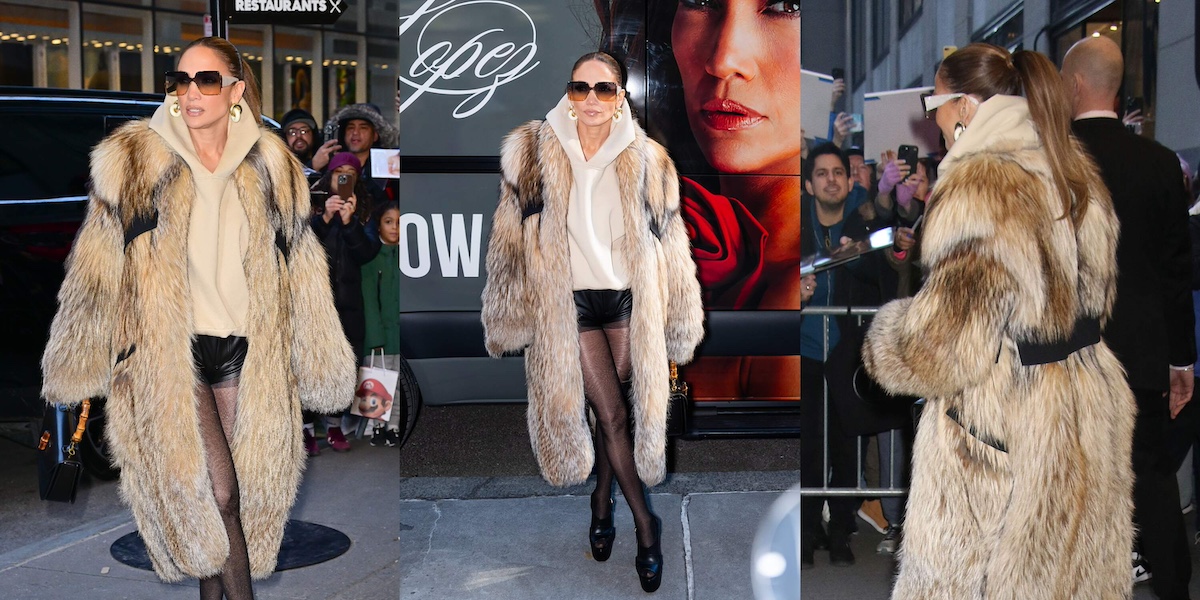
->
[1064, 36, 1196, 600]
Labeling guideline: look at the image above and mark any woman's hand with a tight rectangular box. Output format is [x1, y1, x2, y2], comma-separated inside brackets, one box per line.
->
[800, 274, 817, 303]
[323, 194, 344, 224]
[894, 226, 916, 252]
[338, 194, 357, 225]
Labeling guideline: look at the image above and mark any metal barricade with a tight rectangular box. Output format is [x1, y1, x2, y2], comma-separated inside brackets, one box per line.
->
[796, 305, 908, 499]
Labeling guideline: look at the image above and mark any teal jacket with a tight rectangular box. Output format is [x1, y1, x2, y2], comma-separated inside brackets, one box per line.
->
[361, 244, 400, 355]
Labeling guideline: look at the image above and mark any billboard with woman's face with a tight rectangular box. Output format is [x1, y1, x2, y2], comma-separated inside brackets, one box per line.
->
[400, 0, 803, 404]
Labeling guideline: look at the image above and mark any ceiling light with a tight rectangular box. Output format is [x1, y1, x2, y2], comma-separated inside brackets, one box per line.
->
[305, 59, 313, 65]
[1110, 25, 1118, 31]
[51, 39, 61, 45]
[1092, 31, 1101, 37]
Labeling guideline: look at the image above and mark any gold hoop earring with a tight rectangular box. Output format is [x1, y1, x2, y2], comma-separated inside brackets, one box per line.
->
[567, 106, 577, 121]
[612, 107, 623, 122]
[229, 104, 243, 123]
[169, 100, 181, 117]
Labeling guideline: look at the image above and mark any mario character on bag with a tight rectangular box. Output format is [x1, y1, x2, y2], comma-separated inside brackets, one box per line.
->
[353, 378, 393, 420]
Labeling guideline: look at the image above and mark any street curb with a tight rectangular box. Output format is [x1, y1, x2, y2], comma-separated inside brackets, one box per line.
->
[0, 512, 132, 573]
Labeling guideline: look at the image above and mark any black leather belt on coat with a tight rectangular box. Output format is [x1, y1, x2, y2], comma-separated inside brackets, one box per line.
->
[1015, 316, 1101, 366]
[945, 316, 1101, 454]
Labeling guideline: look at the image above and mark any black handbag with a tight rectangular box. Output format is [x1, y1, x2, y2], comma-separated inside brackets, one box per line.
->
[37, 399, 91, 503]
[824, 328, 912, 436]
[666, 361, 690, 437]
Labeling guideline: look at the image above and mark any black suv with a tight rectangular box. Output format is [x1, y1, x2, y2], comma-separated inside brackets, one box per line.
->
[0, 87, 279, 479]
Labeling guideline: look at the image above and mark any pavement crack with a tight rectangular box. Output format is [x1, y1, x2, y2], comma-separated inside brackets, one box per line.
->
[420, 501, 443, 571]
[681, 494, 695, 600]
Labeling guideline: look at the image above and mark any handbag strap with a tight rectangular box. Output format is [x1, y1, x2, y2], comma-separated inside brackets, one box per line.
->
[37, 398, 90, 456]
[669, 361, 687, 394]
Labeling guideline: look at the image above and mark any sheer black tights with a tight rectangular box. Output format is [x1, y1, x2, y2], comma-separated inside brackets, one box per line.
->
[580, 323, 657, 548]
[195, 378, 254, 600]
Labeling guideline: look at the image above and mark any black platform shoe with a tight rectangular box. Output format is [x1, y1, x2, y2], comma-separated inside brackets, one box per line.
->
[589, 499, 615, 562]
[634, 516, 663, 593]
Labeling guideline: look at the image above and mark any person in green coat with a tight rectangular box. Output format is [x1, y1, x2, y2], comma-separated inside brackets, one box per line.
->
[361, 201, 402, 446]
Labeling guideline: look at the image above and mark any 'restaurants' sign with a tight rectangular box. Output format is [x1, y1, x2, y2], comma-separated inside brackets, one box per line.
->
[224, 0, 344, 25]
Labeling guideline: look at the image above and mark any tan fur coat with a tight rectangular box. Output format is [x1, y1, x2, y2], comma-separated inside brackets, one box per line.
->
[41, 120, 356, 581]
[863, 96, 1135, 599]
[481, 119, 704, 487]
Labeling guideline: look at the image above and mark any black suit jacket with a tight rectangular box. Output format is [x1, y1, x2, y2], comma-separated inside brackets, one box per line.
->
[1073, 117, 1196, 390]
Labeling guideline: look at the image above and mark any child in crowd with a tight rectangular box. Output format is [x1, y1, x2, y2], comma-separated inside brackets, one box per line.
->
[362, 201, 403, 446]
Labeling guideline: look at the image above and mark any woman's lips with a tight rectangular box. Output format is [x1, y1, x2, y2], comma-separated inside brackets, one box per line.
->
[700, 99, 765, 131]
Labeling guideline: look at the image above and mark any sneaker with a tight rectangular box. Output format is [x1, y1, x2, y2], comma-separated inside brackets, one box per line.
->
[1132, 551, 1152, 584]
[326, 426, 351, 452]
[370, 425, 387, 447]
[857, 499, 890, 534]
[303, 428, 320, 457]
[384, 428, 400, 447]
[877, 525, 902, 555]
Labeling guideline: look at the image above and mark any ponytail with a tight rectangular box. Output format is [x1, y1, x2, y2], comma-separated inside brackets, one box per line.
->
[1013, 50, 1090, 226]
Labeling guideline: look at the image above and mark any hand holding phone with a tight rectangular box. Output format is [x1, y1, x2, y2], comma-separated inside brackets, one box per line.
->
[897, 144, 919, 179]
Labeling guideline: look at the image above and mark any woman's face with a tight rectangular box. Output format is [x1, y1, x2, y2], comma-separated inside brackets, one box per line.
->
[380, 208, 400, 245]
[932, 74, 978, 151]
[568, 60, 625, 129]
[333, 164, 357, 177]
[672, 0, 802, 175]
[175, 46, 244, 133]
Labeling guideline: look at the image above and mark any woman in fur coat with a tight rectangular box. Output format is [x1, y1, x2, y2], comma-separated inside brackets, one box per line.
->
[862, 44, 1135, 599]
[40, 37, 356, 599]
[481, 52, 704, 593]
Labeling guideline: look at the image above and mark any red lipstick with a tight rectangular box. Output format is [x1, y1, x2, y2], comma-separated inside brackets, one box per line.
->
[700, 99, 765, 131]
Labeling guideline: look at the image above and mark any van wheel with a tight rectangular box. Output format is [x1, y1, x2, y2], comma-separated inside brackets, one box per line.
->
[79, 398, 120, 481]
[397, 354, 421, 447]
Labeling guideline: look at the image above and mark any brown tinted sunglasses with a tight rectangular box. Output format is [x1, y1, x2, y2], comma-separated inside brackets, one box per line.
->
[566, 81, 622, 102]
[165, 70, 240, 96]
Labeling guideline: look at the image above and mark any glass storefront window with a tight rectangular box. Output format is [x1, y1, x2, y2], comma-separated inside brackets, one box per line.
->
[367, 38, 398, 124]
[83, 5, 150, 91]
[0, 1, 73, 88]
[323, 33, 361, 116]
[274, 27, 319, 122]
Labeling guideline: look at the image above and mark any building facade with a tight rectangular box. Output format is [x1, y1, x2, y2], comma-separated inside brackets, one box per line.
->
[804, 0, 1200, 164]
[0, 0, 400, 126]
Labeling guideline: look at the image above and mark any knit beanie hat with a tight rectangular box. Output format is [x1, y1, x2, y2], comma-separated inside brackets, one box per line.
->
[327, 152, 361, 175]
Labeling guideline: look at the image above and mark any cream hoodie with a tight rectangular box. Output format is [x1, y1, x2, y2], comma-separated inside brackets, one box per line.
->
[938, 94, 1039, 179]
[546, 94, 636, 291]
[149, 97, 260, 337]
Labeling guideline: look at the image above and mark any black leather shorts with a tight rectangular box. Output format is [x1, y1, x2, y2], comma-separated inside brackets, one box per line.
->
[192, 335, 249, 385]
[574, 289, 633, 330]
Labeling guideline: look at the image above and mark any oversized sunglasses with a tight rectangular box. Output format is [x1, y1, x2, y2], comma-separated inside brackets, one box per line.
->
[165, 70, 240, 96]
[920, 92, 978, 118]
[566, 81, 622, 102]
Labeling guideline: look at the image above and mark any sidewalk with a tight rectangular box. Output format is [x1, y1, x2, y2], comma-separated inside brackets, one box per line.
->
[402, 470, 896, 599]
[0, 433, 399, 600]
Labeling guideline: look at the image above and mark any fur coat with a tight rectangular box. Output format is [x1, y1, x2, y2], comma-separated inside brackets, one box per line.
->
[481, 117, 704, 487]
[863, 96, 1135, 599]
[41, 118, 356, 581]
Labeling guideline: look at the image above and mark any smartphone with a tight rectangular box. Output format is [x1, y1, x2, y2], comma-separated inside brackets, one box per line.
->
[831, 67, 845, 81]
[1125, 97, 1143, 115]
[897, 144, 919, 171]
[336, 173, 356, 201]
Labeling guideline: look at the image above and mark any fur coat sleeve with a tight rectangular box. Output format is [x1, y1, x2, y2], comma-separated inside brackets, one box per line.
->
[651, 142, 704, 364]
[862, 155, 1022, 398]
[481, 122, 538, 357]
[276, 145, 358, 413]
[40, 193, 124, 407]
